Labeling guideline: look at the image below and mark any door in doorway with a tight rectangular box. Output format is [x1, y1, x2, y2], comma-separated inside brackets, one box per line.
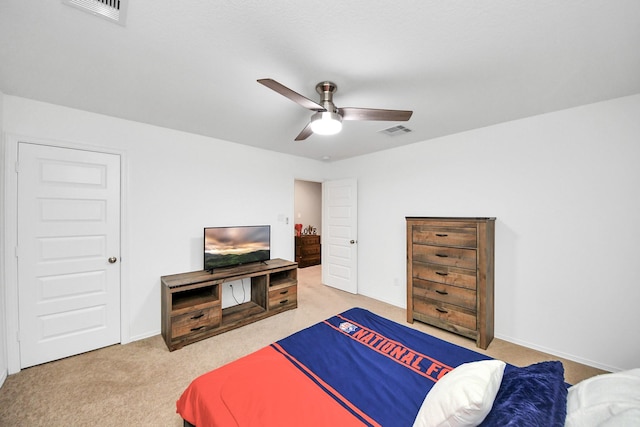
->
[17, 143, 121, 368]
[322, 178, 358, 294]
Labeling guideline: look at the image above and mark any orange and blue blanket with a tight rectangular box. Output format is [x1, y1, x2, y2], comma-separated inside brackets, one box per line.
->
[177, 307, 491, 427]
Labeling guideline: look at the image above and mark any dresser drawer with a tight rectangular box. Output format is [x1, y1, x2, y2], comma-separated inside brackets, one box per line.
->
[413, 298, 477, 331]
[269, 285, 297, 309]
[301, 245, 320, 256]
[171, 306, 221, 338]
[412, 225, 477, 248]
[297, 255, 320, 268]
[412, 245, 476, 270]
[412, 278, 477, 311]
[297, 235, 320, 245]
[413, 262, 476, 290]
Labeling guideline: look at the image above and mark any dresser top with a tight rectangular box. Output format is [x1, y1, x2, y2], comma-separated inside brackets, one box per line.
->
[406, 216, 496, 221]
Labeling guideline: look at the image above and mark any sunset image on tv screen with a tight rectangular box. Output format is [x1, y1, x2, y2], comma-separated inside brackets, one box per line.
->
[204, 226, 270, 270]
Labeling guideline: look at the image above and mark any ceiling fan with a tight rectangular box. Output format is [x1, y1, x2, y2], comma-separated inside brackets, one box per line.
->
[257, 78, 413, 141]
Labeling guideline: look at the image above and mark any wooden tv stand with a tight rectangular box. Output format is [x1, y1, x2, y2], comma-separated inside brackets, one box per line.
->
[161, 258, 297, 351]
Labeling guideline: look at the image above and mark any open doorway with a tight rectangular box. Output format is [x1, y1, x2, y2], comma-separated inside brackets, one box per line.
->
[294, 180, 322, 268]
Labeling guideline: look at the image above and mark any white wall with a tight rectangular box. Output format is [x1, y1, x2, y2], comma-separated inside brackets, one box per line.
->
[1, 96, 326, 352]
[294, 180, 322, 234]
[0, 89, 7, 387]
[2, 93, 639, 377]
[325, 94, 640, 372]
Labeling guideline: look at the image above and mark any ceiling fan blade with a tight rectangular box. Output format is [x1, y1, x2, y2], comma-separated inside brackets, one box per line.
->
[338, 107, 413, 122]
[294, 123, 314, 141]
[258, 78, 325, 111]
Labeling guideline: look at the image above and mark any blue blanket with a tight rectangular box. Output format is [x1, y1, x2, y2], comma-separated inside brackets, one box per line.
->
[178, 307, 567, 426]
[274, 307, 492, 426]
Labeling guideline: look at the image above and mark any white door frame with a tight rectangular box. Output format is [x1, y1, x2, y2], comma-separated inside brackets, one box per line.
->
[2, 133, 131, 374]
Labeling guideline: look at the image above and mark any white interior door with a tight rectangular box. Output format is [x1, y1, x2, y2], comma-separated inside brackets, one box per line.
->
[17, 143, 121, 368]
[322, 178, 358, 294]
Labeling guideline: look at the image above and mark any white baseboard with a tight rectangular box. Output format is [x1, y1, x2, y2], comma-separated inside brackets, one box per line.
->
[0, 369, 7, 389]
[126, 329, 160, 343]
[495, 333, 620, 373]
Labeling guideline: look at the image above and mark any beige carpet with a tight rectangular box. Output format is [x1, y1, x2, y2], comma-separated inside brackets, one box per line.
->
[0, 265, 606, 426]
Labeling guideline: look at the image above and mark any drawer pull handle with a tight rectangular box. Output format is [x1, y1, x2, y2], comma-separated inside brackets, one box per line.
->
[436, 307, 448, 314]
[435, 290, 449, 295]
[190, 326, 206, 332]
[279, 299, 289, 305]
[191, 313, 204, 320]
[435, 233, 448, 237]
[435, 253, 448, 258]
[435, 271, 448, 276]
[280, 290, 288, 295]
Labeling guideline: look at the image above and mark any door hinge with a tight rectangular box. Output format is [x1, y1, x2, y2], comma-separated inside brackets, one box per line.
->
[15, 246, 19, 258]
[16, 331, 21, 342]
[15, 161, 19, 173]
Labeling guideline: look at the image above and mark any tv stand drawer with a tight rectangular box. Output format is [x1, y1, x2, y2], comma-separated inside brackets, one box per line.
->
[268, 285, 297, 310]
[171, 306, 221, 338]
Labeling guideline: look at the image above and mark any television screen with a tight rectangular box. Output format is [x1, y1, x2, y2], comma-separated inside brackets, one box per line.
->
[204, 225, 270, 271]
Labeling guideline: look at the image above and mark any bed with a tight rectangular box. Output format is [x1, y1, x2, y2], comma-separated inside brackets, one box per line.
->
[177, 307, 639, 426]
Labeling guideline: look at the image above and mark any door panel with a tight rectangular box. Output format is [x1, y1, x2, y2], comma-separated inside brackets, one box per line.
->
[322, 179, 358, 294]
[17, 143, 121, 368]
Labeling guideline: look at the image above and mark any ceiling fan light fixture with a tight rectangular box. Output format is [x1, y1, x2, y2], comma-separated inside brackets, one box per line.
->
[257, 79, 412, 141]
[310, 111, 343, 135]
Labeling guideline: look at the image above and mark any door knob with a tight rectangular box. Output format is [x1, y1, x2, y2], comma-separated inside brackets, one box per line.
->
[108, 257, 118, 264]
[350, 240, 356, 244]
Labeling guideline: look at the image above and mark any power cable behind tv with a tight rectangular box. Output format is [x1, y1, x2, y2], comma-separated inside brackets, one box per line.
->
[230, 279, 247, 305]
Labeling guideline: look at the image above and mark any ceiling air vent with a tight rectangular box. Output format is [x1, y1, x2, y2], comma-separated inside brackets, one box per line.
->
[380, 125, 412, 136]
[62, 0, 128, 26]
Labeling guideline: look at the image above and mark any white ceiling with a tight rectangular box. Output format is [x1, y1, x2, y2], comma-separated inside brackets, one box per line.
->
[1, 1, 639, 162]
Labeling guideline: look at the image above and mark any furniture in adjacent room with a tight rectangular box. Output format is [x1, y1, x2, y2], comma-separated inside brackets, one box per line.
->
[161, 258, 297, 351]
[295, 235, 321, 268]
[406, 217, 495, 349]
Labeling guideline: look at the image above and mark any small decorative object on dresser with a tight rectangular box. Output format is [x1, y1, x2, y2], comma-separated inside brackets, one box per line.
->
[406, 217, 495, 349]
[295, 235, 321, 268]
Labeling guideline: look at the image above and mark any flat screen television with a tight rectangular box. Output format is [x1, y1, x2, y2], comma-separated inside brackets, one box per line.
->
[204, 225, 271, 272]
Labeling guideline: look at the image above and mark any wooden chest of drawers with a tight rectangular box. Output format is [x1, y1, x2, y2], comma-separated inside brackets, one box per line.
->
[406, 217, 495, 349]
[295, 235, 321, 268]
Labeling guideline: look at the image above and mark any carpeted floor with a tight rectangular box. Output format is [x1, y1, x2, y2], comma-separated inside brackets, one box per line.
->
[0, 265, 606, 426]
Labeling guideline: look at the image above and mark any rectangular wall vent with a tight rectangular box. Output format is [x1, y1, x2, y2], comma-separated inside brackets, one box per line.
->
[380, 125, 413, 136]
[63, 0, 128, 26]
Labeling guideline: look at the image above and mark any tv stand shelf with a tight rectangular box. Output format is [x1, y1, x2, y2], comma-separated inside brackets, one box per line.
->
[161, 258, 297, 351]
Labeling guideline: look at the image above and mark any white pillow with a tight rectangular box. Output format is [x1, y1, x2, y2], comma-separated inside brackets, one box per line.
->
[565, 368, 640, 427]
[413, 360, 506, 427]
